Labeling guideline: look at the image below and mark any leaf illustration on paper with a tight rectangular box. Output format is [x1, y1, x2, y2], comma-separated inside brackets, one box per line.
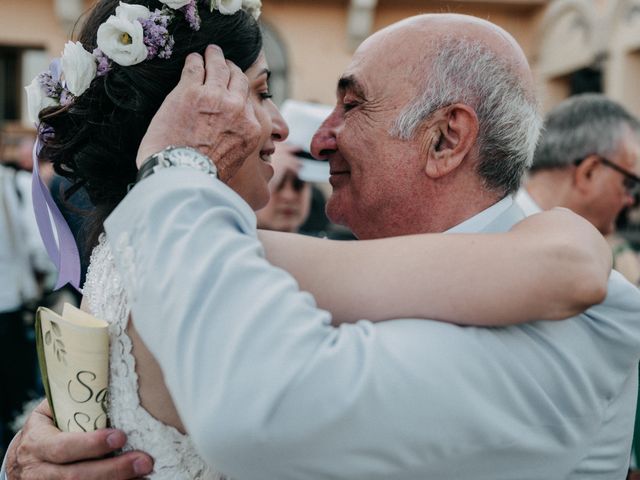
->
[51, 322, 62, 337]
[54, 339, 67, 365]
[44, 326, 68, 365]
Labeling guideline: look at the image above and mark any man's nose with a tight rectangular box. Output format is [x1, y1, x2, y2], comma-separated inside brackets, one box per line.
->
[310, 112, 339, 160]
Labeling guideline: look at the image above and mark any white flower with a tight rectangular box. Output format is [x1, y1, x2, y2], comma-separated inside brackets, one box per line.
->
[242, 0, 261, 19]
[213, 0, 243, 15]
[114, 2, 151, 22]
[24, 77, 58, 125]
[158, 0, 192, 8]
[61, 41, 97, 97]
[97, 13, 148, 66]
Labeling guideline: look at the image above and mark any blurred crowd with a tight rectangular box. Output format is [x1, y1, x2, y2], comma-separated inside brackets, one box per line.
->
[0, 128, 53, 450]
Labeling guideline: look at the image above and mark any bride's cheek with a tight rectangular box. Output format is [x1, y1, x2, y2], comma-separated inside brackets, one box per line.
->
[253, 102, 272, 137]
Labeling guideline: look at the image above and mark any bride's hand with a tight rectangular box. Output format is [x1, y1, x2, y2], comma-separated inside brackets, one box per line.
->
[5, 399, 153, 480]
[137, 44, 262, 182]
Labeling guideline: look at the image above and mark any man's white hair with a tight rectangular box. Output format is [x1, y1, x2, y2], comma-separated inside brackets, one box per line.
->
[391, 35, 542, 195]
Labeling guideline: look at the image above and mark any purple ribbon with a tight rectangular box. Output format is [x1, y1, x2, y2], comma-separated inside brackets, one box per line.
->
[31, 136, 82, 292]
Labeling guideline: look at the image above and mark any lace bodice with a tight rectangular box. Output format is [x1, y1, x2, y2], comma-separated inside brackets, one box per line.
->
[83, 235, 225, 479]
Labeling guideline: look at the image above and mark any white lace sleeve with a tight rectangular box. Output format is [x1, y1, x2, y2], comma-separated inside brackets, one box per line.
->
[83, 234, 225, 480]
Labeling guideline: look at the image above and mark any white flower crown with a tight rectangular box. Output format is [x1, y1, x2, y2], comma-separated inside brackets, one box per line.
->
[25, 0, 262, 124]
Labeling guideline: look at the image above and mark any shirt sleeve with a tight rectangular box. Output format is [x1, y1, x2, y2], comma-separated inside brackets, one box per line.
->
[104, 168, 640, 480]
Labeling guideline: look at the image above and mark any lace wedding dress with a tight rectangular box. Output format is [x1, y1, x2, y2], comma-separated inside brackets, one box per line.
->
[83, 234, 226, 480]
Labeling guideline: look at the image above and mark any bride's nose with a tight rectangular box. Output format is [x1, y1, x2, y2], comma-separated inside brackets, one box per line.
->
[271, 107, 289, 142]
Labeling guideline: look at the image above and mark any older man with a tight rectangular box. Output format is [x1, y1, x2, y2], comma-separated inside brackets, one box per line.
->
[4, 13, 640, 480]
[516, 94, 640, 230]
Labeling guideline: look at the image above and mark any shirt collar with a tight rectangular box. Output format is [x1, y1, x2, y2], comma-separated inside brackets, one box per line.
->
[514, 188, 543, 216]
[445, 196, 513, 233]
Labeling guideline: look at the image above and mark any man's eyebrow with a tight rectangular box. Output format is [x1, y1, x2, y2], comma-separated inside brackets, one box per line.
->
[338, 75, 366, 98]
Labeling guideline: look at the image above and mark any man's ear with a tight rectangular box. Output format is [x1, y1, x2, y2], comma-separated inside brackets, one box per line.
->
[573, 155, 600, 195]
[422, 103, 479, 179]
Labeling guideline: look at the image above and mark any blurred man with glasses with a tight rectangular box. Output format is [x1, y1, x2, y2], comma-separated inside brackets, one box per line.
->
[516, 93, 640, 236]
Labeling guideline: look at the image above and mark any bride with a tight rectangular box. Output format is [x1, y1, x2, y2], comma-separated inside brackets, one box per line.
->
[13, 0, 610, 478]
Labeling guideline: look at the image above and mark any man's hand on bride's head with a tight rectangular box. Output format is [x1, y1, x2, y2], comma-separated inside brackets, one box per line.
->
[6, 399, 153, 480]
[137, 44, 262, 182]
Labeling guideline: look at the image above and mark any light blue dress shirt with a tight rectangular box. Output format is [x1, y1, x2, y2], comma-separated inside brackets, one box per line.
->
[4, 169, 639, 480]
[515, 187, 543, 216]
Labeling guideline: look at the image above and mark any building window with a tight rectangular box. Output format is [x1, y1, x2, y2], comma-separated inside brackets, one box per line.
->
[621, 50, 640, 117]
[569, 66, 603, 95]
[0, 47, 20, 123]
[0, 46, 48, 127]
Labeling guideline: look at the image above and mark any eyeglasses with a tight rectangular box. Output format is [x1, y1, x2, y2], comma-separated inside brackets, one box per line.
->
[573, 156, 640, 197]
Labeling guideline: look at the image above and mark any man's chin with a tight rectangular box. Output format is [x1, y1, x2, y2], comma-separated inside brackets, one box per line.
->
[326, 195, 350, 229]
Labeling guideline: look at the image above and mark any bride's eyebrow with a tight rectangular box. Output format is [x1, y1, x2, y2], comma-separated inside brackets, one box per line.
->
[253, 68, 271, 81]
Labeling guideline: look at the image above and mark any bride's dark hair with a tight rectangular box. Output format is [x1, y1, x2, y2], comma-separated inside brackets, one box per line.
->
[38, 0, 262, 251]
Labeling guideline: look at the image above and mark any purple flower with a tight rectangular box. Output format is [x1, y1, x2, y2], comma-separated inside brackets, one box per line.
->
[93, 48, 112, 77]
[37, 71, 60, 98]
[181, 0, 201, 31]
[37, 124, 55, 146]
[158, 36, 175, 59]
[140, 9, 175, 60]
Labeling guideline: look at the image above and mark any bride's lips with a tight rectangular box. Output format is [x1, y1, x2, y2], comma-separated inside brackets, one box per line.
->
[259, 148, 275, 179]
[259, 148, 275, 163]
